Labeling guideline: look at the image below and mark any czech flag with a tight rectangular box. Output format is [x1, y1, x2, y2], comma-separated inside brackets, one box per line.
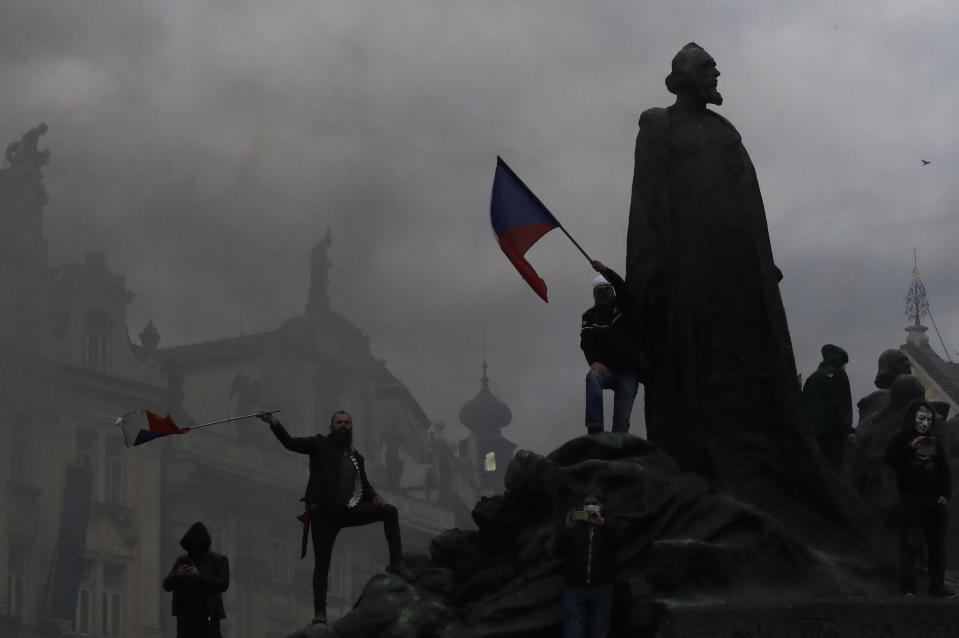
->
[490, 156, 561, 302]
[116, 410, 188, 447]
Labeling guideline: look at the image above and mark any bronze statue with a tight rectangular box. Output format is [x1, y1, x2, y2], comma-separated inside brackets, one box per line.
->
[306, 228, 333, 315]
[2, 122, 51, 206]
[625, 43, 799, 468]
[5, 122, 50, 176]
[623, 45, 881, 546]
[856, 349, 912, 423]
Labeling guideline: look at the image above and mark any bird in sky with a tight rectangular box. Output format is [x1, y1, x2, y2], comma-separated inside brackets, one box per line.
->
[921, 159, 931, 166]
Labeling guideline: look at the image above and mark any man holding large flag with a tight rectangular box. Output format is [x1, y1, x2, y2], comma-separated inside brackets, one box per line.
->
[581, 259, 640, 434]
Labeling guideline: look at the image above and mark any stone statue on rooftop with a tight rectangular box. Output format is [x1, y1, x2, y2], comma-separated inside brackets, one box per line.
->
[2, 123, 51, 206]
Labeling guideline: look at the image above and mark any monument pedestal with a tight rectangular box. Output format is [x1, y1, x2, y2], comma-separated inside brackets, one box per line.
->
[656, 599, 959, 638]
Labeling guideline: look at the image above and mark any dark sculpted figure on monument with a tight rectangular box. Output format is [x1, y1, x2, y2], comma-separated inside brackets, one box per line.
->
[306, 228, 333, 315]
[2, 122, 51, 206]
[625, 43, 799, 470]
[856, 349, 912, 424]
[622, 45, 882, 546]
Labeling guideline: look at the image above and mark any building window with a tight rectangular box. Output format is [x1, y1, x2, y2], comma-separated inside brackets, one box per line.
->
[8, 543, 27, 619]
[270, 539, 291, 585]
[82, 310, 112, 373]
[75, 559, 95, 635]
[484, 452, 496, 472]
[77, 427, 97, 468]
[103, 436, 124, 505]
[101, 562, 124, 638]
[102, 561, 124, 589]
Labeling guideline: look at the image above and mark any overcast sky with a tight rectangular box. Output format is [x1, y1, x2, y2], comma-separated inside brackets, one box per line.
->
[3, 1, 958, 452]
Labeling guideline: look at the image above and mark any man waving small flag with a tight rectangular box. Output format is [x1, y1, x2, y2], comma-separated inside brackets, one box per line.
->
[116, 409, 280, 447]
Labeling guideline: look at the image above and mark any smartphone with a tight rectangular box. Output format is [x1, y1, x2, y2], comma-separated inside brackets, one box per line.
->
[918, 436, 936, 455]
[571, 510, 589, 521]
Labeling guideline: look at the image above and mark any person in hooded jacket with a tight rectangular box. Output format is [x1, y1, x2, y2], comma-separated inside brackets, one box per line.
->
[163, 521, 230, 638]
[581, 260, 640, 434]
[802, 344, 854, 470]
[554, 487, 621, 638]
[885, 399, 953, 597]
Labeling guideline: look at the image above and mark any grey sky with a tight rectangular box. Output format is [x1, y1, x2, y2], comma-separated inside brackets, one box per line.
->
[3, 1, 959, 451]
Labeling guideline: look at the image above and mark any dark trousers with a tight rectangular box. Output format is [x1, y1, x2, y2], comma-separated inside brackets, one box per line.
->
[310, 502, 402, 615]
[562, 584, 614, 638]
[176, 617, 221, 638]
[899, 493, 948, 594]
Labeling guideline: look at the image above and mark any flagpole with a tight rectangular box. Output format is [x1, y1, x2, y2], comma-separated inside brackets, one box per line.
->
[558, 225, 592, 263]
[185, 409, 282, 431]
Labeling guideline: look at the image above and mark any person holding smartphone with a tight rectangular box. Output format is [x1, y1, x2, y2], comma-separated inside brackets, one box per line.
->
[885, 400, 953, 597]
[553, 487, 621, 637]
[162, 521, 230, 638]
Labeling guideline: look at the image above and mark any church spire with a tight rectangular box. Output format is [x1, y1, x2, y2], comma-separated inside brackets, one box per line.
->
[905, 250, 930, 346]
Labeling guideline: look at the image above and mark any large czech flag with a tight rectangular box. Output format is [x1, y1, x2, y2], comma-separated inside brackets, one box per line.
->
[490, 156, 561, 302]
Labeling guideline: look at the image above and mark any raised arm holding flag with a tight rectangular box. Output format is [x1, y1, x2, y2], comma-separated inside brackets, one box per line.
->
[116, 409, 281, 447]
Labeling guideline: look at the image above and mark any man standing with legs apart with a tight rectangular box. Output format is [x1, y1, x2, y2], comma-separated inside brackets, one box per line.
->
[258, 410, 416, 625]
[581, 260, 640, 434]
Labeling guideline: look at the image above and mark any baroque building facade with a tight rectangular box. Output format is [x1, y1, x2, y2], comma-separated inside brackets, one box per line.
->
[0, 126, 498, 638]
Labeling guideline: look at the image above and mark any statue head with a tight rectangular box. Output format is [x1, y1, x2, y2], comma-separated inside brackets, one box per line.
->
[821, 344, 848, 368]
[665, 42, 722, 106]
[874, 349, 911, 389]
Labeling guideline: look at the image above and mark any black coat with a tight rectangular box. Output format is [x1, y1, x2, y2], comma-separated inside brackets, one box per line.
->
[624, 106, 799, 454]
[269, 422, 378, 509]
[163, 522, 229, 620]
[802, 361, 853, 438]
[885, 429, 951, 499]
[580, 267, 636, 374]
[553, 519, 621, 587]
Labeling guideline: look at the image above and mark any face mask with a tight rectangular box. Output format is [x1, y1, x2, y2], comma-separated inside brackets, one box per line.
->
[915, 411, 933, 435]
[583, 504, 601, 514]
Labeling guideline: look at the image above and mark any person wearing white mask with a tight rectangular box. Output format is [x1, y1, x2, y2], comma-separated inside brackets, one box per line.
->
[554, 488, 621, 637]
[885, 400, 954, 597]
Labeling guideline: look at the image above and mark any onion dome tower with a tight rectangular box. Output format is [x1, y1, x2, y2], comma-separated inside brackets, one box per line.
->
[459, 357, 516, 493]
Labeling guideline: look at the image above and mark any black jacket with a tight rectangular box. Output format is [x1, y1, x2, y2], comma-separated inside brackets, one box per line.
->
[269, 422, 378, 509]
[580, 268, 635, 373]
[553, 518, 621, 587]
[801, 361, 853, 438]
[163, 522, 229, 620]
[885, 429, 951, 499]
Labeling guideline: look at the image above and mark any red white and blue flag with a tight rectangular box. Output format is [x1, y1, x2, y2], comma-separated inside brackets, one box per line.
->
[490, 156, 561, 302]
[116, 410, 188, 447]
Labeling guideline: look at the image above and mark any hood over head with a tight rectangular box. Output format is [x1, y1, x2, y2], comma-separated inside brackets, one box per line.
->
[180, 521, 212, 556]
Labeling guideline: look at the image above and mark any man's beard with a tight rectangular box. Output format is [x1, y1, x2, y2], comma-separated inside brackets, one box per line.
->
[705, 87, 723, 105]
[329, 428, 353, 448]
